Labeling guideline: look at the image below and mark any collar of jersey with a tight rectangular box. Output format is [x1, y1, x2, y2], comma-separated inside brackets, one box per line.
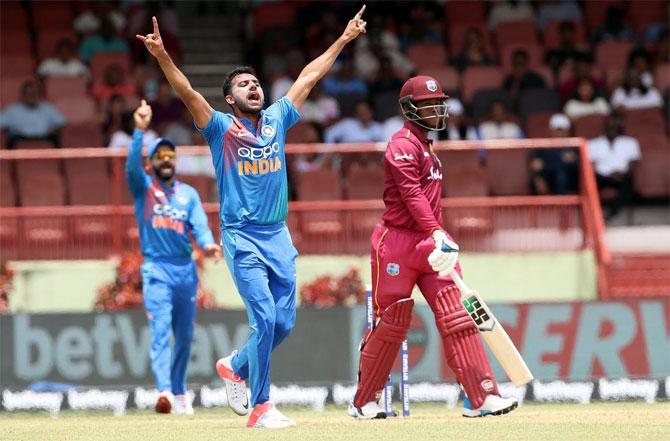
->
[403, 120, 430, 144]
[237, 109, 266, 135]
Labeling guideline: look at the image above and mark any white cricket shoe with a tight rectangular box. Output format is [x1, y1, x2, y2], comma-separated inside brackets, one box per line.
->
[215, 350, 249, 416]
[173, 394, 194, 415]
[247, 402, 296, 429]
[348, 400, 387, 419]
[462, 395, 518, 417]
[155, 390, 174, 414]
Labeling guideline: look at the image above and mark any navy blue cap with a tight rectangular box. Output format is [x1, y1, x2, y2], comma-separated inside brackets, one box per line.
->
[147, 138, 176, 159]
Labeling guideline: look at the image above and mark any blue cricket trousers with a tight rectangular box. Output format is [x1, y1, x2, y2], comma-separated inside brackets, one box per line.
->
[222, 222, 298, 407]
[141, 257, 198, 395]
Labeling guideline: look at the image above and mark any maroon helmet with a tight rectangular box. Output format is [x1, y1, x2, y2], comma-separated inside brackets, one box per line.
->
[399, 75, 449, 130]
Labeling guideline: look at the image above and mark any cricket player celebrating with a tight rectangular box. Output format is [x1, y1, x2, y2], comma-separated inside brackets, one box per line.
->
[126, 100, 222, 414]
[348, 76, 518, 419]
[137, 5, 367, 429]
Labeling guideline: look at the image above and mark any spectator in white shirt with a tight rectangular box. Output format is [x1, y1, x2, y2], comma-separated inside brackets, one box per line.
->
[37, 39, 90, 80]
[563, 78, 610, 119]
[610, 68, 664, 111]
[0, 81, 66, 148]
[588, 116, 640, 219]
[108, 111, 157, 149]
[476, 100, 524, 140]
[324, 101, 385, 144]
[299, 83, 340, 128]
[487, 0, 535, 30]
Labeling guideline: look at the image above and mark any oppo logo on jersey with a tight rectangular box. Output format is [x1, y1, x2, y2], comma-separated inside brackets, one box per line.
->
[152, 203, 188, 220]
[237, 142, 283, 176]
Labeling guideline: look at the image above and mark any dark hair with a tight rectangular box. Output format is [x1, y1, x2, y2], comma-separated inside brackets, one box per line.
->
[222, 66, 258, 97]
[627, 48, 652, 68]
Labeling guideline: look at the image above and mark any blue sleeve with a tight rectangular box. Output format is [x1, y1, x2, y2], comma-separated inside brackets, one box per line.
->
[188, 188, 215, 248]
[46, 104, 66, 128]
[195, 111, 231, 169]
[125, 129, 151, 197]
[273, 96, 302, 130]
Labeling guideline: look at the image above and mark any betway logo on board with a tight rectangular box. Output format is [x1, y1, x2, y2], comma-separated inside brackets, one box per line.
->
[9, 314, 250, 383]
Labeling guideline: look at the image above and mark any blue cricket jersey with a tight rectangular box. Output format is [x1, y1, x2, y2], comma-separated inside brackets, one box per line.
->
[126, 129, 215, 259]
[196, 96, 301, 229]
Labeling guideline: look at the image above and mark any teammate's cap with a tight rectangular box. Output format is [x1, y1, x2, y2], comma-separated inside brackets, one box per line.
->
[549, 114, 571, 130]
[148, 138, 176, 159]
[399, 75, 448, 102]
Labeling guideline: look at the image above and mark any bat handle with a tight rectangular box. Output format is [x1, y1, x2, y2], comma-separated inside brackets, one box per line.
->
[449, 270, 471, 295]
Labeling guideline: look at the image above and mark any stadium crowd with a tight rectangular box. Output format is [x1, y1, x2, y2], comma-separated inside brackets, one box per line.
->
[0, 0, 668, 218]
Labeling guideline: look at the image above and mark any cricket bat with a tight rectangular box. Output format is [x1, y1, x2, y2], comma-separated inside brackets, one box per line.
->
[450, 271, 533, 387]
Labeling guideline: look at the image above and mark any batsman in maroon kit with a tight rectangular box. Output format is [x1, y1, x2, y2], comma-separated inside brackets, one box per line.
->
[348, 76, 518, 419]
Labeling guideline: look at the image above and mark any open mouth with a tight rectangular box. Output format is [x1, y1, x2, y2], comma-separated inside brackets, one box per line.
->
[247, 91, 261, 105]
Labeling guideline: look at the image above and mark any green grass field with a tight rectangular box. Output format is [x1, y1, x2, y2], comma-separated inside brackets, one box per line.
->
[1, 402, 668, 441]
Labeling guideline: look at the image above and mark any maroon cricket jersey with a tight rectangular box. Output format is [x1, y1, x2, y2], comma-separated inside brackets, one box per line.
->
[381, 121, 443, 234]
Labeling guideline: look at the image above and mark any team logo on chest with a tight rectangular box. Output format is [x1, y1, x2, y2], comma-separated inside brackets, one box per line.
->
[261, 125, 275, 137]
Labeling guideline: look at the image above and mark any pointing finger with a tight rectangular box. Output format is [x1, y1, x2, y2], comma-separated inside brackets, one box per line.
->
[355, 4, 366, 19]
[152, 16, 160, 35]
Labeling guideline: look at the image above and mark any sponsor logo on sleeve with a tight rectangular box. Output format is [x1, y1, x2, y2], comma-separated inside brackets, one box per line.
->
[394, 153, 414, 161]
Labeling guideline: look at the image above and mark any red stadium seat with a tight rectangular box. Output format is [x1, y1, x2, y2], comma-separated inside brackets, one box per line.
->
[461, 66, 504, 103]
[448, 23, 495, 59]
[0, 29, 32, 56]
[543, 21, 587, 49]
[0, 54, 35, 79]
[12, 140, 56, 149]
[443, 164, 488, 197]
[90, 52, 131, 84]
[295, 169, 344, 251]
[583, 0, 624, 31]
[0, 162, 16, 206]
[439, 150, 480, 169]
[445, 1, 486, 27]
[499, 43, 545, 74]
[30, 0, 74, 30]
[16, 161, 66, 206]
[495, 20, 538, 49]
[536, 66, 555, 89]
[442, 165, 493, 239]
[36, 30, 78, 60]
[628, 0, 666, 33]
[623, 108, 667, 137]
[485, 149, 530, 195]
[634, 134, 670, 197]
[65, 158, 112, 205]
[419, 66, 460, 92]
[53, 96, 96, 124]
[407, 43, 448, 71]
[0, 1, 29, 30]
[525, 112, 555, 138]
[346, 163, 385, 200]
[0, 75, 34, 108]
[595, 41, 635, 71]
[61, 122, 104, 148]
[253, 1, 298, 33]
[573, 114, 607, 139]
[44, 76, 88, 101]
[655, 63, 670, 94]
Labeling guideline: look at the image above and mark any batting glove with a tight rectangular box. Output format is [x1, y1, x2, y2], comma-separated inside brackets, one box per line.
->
[427, 230, 459, 276]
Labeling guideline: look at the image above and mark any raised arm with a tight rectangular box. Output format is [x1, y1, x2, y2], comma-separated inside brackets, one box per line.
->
[137, 17, 213, 128]
[126, 100, 152, 197]
[286, 5, 367, 109]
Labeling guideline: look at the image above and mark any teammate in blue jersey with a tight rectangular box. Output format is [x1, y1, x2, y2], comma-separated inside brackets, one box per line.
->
[126, 100, 222, 415]
[137, 5, 367, 428]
